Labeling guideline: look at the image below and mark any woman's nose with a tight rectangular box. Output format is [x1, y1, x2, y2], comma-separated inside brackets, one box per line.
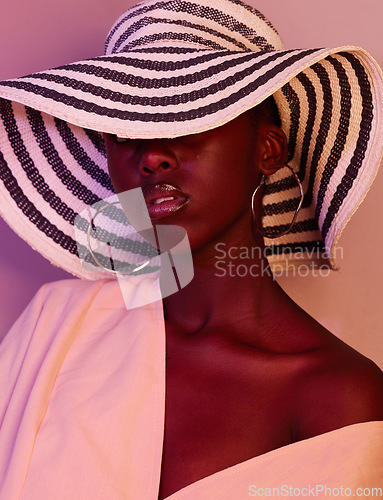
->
[138, 141, 178, 177]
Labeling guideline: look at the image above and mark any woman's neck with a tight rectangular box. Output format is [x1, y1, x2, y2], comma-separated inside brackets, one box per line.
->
[162, 234, 284, 338]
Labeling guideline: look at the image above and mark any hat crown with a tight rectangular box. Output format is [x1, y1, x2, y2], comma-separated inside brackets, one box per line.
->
[105, 0, 284, 54]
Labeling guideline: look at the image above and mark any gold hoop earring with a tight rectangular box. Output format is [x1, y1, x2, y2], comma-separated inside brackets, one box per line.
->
[87, 201, 151, 275]
[251, 165, 304, 239]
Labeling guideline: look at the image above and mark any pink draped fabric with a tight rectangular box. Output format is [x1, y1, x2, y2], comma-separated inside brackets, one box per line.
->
[0, 279, 382, 499]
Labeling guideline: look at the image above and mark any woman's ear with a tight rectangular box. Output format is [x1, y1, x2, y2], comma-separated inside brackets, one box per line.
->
[256, 124, 288, 177]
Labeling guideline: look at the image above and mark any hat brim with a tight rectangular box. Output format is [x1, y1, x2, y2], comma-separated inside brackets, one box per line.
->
[0, 46, 382, 278]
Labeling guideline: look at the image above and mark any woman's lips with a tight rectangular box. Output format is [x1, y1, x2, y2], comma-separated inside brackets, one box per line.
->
[143, 183, 189, 219]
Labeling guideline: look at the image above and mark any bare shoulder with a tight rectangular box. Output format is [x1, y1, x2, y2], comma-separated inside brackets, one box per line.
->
[292, 328, 383, 441]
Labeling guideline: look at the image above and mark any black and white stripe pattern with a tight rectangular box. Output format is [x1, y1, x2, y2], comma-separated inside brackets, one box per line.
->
[266, 50, 381, 267]
[0, 48, 328, 134]
[105, 0, 283, 54]
[0, 0, 382, 277]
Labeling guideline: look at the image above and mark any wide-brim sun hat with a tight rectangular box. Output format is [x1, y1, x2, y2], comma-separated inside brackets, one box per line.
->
[0, 0, 382, 279]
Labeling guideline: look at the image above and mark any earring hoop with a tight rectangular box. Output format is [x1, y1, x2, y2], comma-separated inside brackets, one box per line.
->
[251, 165, 304, 239]
[87, 201, 151, 275]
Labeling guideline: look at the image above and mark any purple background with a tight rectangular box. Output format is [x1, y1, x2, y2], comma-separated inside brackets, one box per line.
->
[0, 0, 382, 367]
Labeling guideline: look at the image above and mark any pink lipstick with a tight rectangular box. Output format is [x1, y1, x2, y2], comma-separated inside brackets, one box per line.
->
[143, 183, 189, 219]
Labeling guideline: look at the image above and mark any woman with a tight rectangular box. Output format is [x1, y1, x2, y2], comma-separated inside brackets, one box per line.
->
[0, 0, 382, 498]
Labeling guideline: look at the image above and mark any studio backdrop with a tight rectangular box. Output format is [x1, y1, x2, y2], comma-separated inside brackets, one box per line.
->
[0, 0, 382, 368]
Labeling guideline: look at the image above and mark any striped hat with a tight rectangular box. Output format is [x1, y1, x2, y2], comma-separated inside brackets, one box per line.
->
[0, 0, 382, 279]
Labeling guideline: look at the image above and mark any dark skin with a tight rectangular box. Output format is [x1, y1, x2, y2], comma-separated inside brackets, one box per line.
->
[104, 110, 383, 499]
